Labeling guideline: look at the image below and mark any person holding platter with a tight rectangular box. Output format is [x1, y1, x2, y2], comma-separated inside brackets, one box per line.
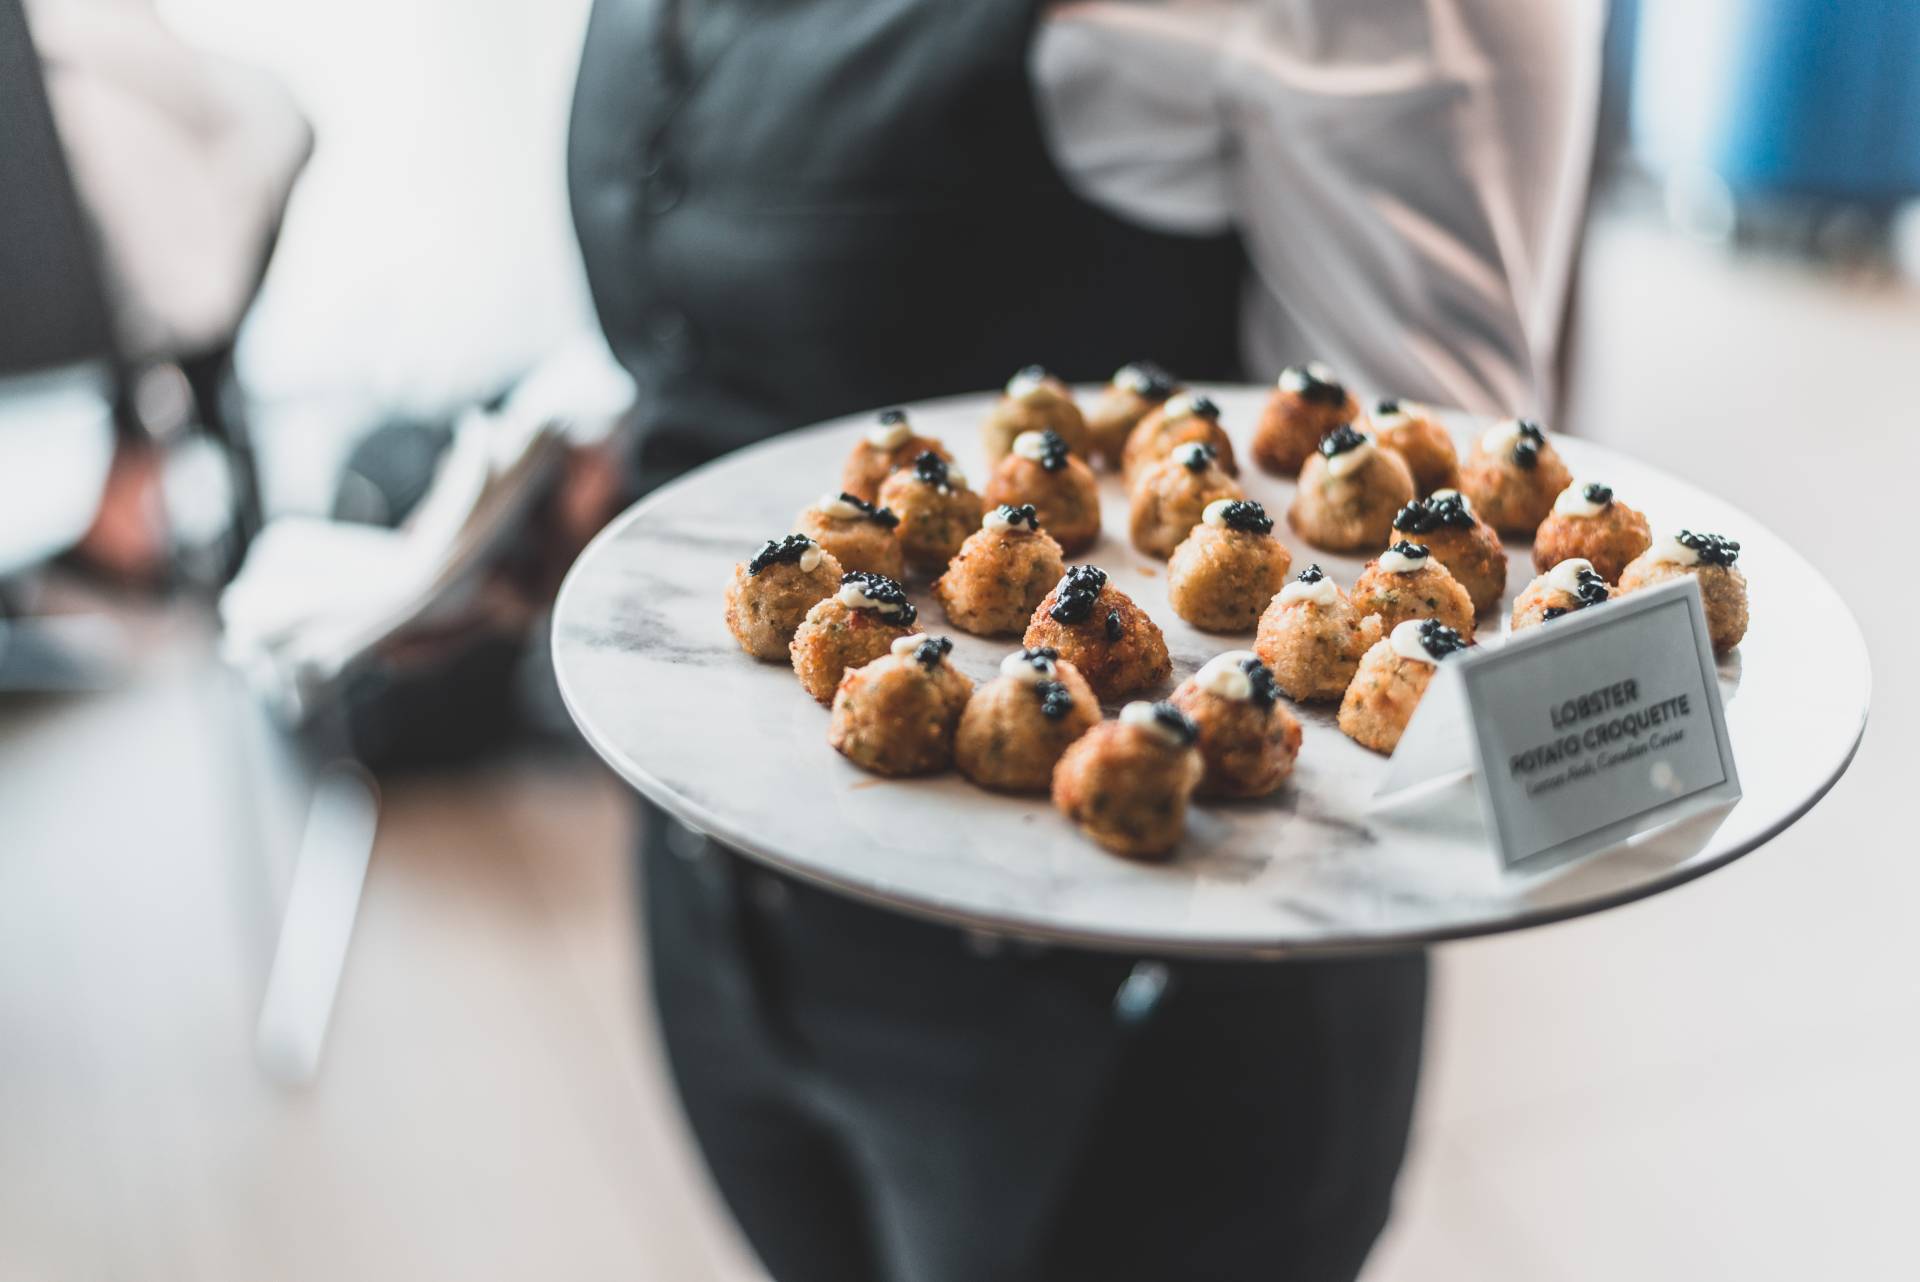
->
[565, 1, 1603, 1278]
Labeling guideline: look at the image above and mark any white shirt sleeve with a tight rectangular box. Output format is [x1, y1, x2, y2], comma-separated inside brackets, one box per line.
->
[1033, 0, 1606, 417]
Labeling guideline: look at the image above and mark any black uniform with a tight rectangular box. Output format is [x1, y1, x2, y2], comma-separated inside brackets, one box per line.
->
[568, 3, 1427, 1278]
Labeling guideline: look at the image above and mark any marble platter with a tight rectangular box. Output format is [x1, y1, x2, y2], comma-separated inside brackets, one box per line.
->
[552, 388, 1869, 957]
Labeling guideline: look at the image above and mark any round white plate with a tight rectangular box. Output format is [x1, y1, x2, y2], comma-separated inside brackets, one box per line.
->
[553, 388, 1868, 956]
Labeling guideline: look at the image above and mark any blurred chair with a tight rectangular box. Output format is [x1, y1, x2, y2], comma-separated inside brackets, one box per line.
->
[0, 0, 122, 687]
[2, 0, 367, 1085]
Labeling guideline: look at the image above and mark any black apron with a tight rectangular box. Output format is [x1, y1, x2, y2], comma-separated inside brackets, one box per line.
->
[568, 5, 1424, 1279]
[568, 0, 1246, 478]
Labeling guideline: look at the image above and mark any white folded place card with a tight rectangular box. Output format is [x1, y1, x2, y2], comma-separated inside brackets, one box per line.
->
[1376, 575, 1740, 872]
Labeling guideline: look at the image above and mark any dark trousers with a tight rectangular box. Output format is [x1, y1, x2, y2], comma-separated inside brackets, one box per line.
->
[641, 804, 1428, 1282]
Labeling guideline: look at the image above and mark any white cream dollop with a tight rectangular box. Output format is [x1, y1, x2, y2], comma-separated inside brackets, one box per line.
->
[1277, 574, 1340, 608]
[1323, 434, 1376, 479]
[1278, 360, 1335, 393]
[1430, 487, 1466, 507]
[1388, 619, 1441, 665]
[1378, 544, 1429, 574]
[866, 417, 912, 450]
[1479, 419, 1525, 453]
[837, 580, 906, 615]
[1000, 650, 1056, 682]
[1195, 651, 1260, 702]
[1005, 368, 1048, 400]
[1648, 532, 1702, 566]
[1161, 392, 1200, 421]
[1373, 402, 1420, 430]
[1120, 701, 1189, 748]
[820, 493, 866, 520]
[797, 542, 824, 573]
[1113, 364, 1157, 396]
[1542, 557, 1597, 595]
[1200, 498, 1236, 528]
[1172, 442, 1213, 469]
[1553, 482, 1608, 518]
[889, 633, 928, 659]
[1011, 430, 1051, 462]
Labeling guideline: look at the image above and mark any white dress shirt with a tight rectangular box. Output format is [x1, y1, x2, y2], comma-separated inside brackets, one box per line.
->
[1034, 0, 1606, 415]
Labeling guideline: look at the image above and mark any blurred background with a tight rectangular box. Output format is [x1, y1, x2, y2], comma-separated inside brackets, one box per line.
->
[3, 1, 1915, 1279]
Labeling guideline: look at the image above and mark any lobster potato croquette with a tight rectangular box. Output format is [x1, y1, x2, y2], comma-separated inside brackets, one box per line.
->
[1338, 619, 1469, 754]
[934, 505, 1066, 637]
[1253, 564, 1381, 702]
[1166, 499, 1292, 633]
[1022, 566, 1171, 701]
[724, 534, 845, 660]
[1618, 531, 1748, 654]
[840, 408, 952, 502]
[1369, 399, 1459, 495]
[982, 430, 1102, 555]
[828, 634, 973, 776]
[1087, 361, 1179, 469]
[1253, 362, 1360, 476]
[1051, 701, 1204, 859]
[1511, 557, 1613, 634]
[1532, 481, 1652, 582]
[1351, 541, 1477, 639]
[797, 491, 905, 580]
[1121, 392, 1237, 486]
[954, 647, 1101, 792]
[1288, 425, 1416, 553]
[1170, 651, 1302, 798]
[1458, 418, 1573, 537]
[876, 451, 985, 574]
[1391, 491, 1508, 615]
[982, 365, 1090, 465]
[790, 572, 918, 704]
[1128, 441, 1243, 559]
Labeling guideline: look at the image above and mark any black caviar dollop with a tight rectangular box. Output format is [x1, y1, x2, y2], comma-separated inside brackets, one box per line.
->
[1376, 398, 1401, 416]
[995, 503, 1040, 530]
[1542, 564, 1610, 622]
[1296, 563, 1328, 584]
[1508, 420, 1546, 470]
[1237, 654, 1281, 710]
[1213, 499, 1273, 535]
[1105, 609, 1125, 642]
[1394, 493, 1476, 534]
[1385, 540, 1432, 563]
[1677, 529, 1740, 567]
[1582, 482, 1614, 507]
[1143, 702, 1199, 746]
[839, 570, 916, 625]
[746, 534, 818, 577]
[830, 491, 900, 528]
[1115, 361, 1179, 400]
[1286, 364, 1347, 407]
[1175, 393, 1221, 420]
[911, 635, 953, 667]
[877, 407, 907, 427]
[1415, 618, 1469, 660]
[912, 450, 960, 491]
[1318, 423, 1368, 459]
[1048, 566, 1108, 624]
[1012, 645, 1059, 671]
[1035, 680, 1076, 720]
[1176, 441, 1218, 472]
[1031, 428, 1071, 473]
